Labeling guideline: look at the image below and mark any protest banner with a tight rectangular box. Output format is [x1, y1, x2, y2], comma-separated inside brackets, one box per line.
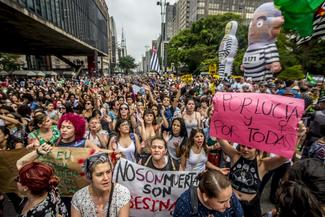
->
[113, 159, 199, 217]
[132, 84, 142, 94]
[0, 147, 93, 196]
[38, 147, 92, 196]
[181, 74, 193, 84]
[210, 92, 304, 158]
[0, 148, 30, 193]
[209, 64, 217, 75]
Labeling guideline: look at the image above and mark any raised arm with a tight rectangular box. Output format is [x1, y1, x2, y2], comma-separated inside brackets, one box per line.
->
[16, 144, 52, 170]
[172, 83, 185, 109]
[143, 84, 157, 105]
[263, 121, 307, 172]
[218, 139, 240, 161]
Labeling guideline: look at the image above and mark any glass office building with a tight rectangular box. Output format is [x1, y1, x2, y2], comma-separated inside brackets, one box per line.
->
[15, 0, 108, 54]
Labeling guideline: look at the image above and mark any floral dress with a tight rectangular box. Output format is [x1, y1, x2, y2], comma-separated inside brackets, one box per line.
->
[28, 125, 61, 146]
[18, 188, 68, 217]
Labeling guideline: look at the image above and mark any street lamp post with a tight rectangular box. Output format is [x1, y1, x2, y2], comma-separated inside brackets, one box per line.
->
[156, 0, 169, 74]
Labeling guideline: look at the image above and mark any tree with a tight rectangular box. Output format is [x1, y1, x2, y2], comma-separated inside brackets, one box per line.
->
[167, 13, 247, 74]
[0, 53, 21, 71]
[168, 13, 325, 77]
[118, 55, 137, 74]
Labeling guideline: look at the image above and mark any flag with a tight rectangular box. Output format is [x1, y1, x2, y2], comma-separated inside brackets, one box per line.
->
[306, 72, 317, 85]
[150, 47, 160, 73]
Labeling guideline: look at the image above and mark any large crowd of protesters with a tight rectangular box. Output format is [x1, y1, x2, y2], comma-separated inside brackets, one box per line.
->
[0, 73, 324, 217]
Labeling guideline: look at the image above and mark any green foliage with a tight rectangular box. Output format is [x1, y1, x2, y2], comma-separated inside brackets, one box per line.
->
[277, 65, 305, 80]
[118, 55, 137, 74]
[168, 13, 246, 74]
[294, 39, 325, 75]
[0, 53, 21, 71]
[168, 13, 325, 77]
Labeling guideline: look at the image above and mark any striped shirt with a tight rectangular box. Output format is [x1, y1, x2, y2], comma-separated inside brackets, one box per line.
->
[218, 36, 238, 78]
[297, 15, 325, 45]
[243, 43, 279, 82]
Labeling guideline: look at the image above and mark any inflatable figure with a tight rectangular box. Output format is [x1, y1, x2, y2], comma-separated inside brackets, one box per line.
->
[297, 1, 325, 45]
[218, 21, 238, 79]
[274, 0, 323, 37]
[242, 3, 284, 82]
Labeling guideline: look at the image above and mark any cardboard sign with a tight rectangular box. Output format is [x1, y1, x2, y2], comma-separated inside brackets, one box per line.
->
[0, 147, 94, 196]
[132, 85, 142, 94]
[210, 92, 304, 158]
[113, 159, 199, 217]
[209, 64, 217, 75]
[0, 149, 30, 192]
[181, 74, 193, 84]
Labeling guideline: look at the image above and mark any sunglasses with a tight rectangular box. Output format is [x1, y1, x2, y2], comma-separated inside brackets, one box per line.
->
[120, 107, 128, 110]
[14, 176, 20, 183]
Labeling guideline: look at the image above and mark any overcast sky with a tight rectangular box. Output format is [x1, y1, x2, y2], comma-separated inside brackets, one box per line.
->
[107, 0, 176, 62]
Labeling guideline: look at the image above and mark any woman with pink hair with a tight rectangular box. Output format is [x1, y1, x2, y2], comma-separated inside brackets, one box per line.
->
[57, 113, 99, 150]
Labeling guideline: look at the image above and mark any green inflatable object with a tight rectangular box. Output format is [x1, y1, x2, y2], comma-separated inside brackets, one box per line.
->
[274, 0, 324, 36]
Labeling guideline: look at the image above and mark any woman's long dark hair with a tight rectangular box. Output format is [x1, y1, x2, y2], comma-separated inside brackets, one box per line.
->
[183, 128, 208, 159]
[171, 118, 187, 138]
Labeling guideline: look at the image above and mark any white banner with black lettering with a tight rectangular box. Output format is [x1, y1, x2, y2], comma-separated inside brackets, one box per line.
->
[113, 159, 199, 217]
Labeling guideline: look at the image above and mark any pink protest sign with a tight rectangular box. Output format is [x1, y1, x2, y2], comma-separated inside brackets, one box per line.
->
[210, 92, 304, 158]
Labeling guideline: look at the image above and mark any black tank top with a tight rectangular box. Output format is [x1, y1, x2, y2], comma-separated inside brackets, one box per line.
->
[57, 139, 86, 148]
[229, 156, 261, 194]
[144, 155, 177, 171]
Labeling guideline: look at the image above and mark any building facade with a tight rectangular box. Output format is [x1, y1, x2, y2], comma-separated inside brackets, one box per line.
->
[189, 0, 270, 26]
[14, 0, 109, 54]
[178, 0, 191, 31]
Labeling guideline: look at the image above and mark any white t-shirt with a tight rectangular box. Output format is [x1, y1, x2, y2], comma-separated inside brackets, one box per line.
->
[185, 148, 207, 173]
[72, 183, 130, 217]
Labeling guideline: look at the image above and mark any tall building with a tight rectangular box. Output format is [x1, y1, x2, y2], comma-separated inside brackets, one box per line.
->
[178, 0, 191, 31]
[189, 0, 269, 26]
[109, 17, 118, 74]
[166, 4, 176, 41]
[120, 28, 127, 57]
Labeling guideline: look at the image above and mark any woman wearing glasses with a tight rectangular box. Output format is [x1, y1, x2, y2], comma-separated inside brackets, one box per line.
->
[117, 103, 137, 132]
[82, 100, 94, 120]
[15, 144, 68, 217]
[71, 152, 130, 217]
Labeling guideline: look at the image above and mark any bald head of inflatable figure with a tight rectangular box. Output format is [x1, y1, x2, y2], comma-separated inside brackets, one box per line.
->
[248, 2, 284, 45]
